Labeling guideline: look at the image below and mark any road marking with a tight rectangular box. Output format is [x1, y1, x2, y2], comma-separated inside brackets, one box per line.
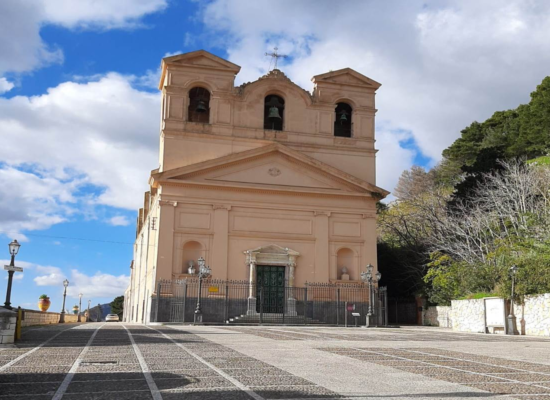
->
[124, 325, 163, 400]
[51, 324, 104, 400]
[0, 325, 76, 373]
[146, 326, 265, 400]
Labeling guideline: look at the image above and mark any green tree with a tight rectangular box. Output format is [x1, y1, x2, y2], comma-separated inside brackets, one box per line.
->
[110, 295, 124, 316]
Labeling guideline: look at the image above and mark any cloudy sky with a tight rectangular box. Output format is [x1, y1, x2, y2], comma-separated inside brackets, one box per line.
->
[1, 0, 549, 311]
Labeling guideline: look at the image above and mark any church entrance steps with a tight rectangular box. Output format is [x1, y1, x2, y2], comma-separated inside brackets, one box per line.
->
[226, 313, 324, 325]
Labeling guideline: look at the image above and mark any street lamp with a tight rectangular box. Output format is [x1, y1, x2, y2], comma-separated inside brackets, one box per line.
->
[507, 265, 518, 335]
[194, 257, 211, 325]
[361, 264, 382, 328]
[3, 239, 21, 310]
[59, 279, 69, 323]
[78, 293, 83, 322]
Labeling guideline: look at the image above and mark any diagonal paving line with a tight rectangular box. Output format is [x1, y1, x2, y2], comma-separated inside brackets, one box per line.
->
[349, 347, 550, 394]
[401, 348, 550, 377]
[146, 325, 265, 400]
[51, 324, 105, 400]
[0, 325, 77, 373]
[123, 324, 163, 400]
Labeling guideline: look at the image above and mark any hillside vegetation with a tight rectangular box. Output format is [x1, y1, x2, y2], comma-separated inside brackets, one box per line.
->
[378, 77, 550, 305]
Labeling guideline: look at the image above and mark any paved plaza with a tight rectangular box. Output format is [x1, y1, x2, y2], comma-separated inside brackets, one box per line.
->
[1, 324, 550, 399]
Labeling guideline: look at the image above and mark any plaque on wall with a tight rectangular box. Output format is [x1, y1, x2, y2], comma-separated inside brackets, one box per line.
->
[484, 297, 506, 331]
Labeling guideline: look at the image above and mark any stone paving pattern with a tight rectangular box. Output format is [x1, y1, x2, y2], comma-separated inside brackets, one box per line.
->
[1, 324, 550, 399]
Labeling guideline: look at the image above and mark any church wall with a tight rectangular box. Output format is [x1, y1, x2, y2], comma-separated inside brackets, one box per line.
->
[156, 184, 378, 287]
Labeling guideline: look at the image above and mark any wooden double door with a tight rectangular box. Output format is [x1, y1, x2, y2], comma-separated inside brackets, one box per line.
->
[256, 265, 285, 313]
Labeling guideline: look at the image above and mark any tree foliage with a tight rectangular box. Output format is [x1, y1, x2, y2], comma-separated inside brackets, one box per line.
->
[110, 295, 124, 316]
[379, 76, 550, 304]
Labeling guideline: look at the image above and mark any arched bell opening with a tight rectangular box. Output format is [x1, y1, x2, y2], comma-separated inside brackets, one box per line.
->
[264, 95, 284, 131]
[337, 247, 355, 280]
[188, 87, 210, 123]
[334, 102, 352, 137]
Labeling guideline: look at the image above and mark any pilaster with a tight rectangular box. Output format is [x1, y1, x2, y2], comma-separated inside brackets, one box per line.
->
[211, 204, 230, 279]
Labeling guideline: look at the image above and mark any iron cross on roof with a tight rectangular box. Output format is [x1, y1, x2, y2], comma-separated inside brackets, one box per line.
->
[265, 47, 288, 70]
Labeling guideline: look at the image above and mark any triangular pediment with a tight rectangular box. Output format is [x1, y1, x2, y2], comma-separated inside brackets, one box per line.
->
[312, 68, 381, 89]
[162, 50, 241, 73]
[245, 244, 299, 256]
[152, 143, 389, 198]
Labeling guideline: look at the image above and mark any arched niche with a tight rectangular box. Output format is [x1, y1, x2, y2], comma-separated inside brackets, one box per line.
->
[180, 240, 203, 274]
[264, 94, 284, 131]
[188, 87, 210, 123]
[334, 102, 352, 137]
[336, 247, 355, 280]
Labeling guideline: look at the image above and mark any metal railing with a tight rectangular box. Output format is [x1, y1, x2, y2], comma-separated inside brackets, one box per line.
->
[151, 278, 388, 326]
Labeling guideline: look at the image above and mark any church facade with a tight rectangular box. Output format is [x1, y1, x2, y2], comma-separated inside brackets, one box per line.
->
[124, 50, 388, 323]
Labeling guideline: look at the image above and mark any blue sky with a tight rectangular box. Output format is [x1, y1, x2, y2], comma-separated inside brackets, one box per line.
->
[1, 0, 549, 311]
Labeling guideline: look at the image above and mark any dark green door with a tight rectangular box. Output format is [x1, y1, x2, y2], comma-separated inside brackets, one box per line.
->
[256, 265, 285, 313]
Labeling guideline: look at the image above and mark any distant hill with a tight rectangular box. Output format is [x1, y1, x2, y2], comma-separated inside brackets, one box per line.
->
[88, 303, 112, 321]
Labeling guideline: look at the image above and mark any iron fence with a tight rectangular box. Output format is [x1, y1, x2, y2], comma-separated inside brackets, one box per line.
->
[151, 278, 388, 326]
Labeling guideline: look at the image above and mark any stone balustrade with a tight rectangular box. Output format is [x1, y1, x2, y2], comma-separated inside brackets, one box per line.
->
[20, 309, 79, 327]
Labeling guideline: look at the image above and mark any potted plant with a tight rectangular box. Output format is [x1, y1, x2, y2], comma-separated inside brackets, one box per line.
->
[72, 305, 79, 315]
[38, 294, 51, 312]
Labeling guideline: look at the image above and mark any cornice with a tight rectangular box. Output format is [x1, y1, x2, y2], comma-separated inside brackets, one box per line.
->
[159, 180, 373, 199]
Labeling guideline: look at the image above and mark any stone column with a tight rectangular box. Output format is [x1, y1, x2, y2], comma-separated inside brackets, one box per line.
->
[246, 252, 258, 315]
[287, 259, 297, 316]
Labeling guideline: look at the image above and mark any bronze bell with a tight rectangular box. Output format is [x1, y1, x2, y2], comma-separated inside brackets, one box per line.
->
[195, 99, 207, 113]
[339, 110, 349, 124]
[268, 106, 281, 119]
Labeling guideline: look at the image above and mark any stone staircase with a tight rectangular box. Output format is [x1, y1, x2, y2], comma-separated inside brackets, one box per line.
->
[226, 313, 325, 325]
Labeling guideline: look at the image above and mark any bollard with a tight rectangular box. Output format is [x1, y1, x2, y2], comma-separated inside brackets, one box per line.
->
[15, 307, 23, 341]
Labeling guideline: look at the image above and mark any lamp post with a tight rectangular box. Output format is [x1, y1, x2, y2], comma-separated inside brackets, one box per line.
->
[361, 264, 382, 328]
[194, 257, 211, 325]
[78, 293, 83, 322]
[59, 279, 69, 323]
[507, 265, 518, 335]
[3, 240, 21, 310]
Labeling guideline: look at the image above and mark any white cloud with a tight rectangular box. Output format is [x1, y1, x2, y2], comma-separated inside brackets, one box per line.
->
[0, 0, 167, 75]
[66, 269, 129, 299]
[0, 77, 14, 94]
[31, 263, 129, 299]
[0, 73, 159, 232]
[201, 0, 550, 180]
[108, 215, 131, 226]
[34, 265, 66, 286]
[0, 167, 76, 235]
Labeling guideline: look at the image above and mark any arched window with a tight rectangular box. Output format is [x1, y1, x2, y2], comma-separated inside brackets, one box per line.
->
[334, 102, 352, 138]
[188, 87, 210, 123]
[181, 241, 203, 274]
[337, 248, 355, 280]
[264, 95, 284, 131]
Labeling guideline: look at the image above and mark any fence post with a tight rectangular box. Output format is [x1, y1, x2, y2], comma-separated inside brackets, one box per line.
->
[304, 285, 308, 325]
[155, 282, 161, 323]
[384, 287, 389, 326]
[182, 281, 188, 323]
[337, 287, 340, 326]
[224, 283, 229, 323]
[259, 286, 264, 325]
[345, 301, 348, 327]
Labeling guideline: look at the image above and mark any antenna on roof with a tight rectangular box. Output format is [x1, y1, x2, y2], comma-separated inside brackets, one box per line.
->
[265, 47, 288, 71]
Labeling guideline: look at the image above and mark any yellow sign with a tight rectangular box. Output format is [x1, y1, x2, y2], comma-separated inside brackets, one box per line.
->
[208, 286, 219, 293]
